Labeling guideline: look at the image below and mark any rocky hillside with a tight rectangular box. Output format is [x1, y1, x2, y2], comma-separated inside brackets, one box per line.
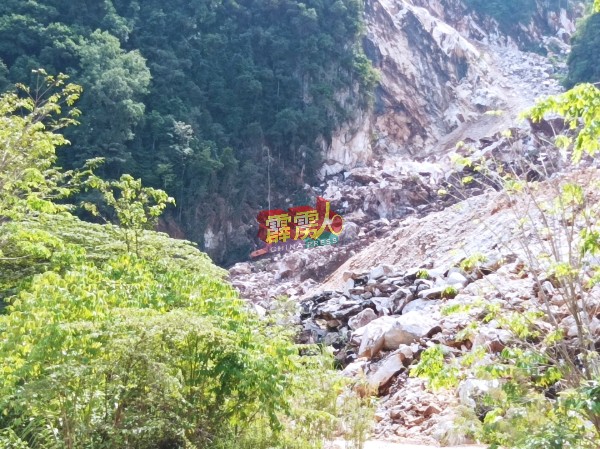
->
[232, 151, 600, 446]
[321, 0, 579, 176]
[170, 0, 583, 262]
[230, 0, 598, 445]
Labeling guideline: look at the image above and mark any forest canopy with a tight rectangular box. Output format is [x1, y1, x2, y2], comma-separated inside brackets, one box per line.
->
[0, 70, 356, 449]
[565, 11, 600, 88]
[0, 0, 377, 264]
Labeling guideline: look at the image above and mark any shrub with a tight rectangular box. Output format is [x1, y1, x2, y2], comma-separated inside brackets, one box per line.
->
[412, 83, 600, 447]
[0, 73, 363, 449]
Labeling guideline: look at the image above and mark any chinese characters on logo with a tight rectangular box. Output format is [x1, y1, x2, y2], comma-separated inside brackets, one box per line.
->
[256, 197, 343, 252]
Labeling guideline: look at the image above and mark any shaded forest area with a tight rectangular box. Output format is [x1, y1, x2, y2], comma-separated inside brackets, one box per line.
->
[1, 0, 598, 265]
[0, 0, 377, 264]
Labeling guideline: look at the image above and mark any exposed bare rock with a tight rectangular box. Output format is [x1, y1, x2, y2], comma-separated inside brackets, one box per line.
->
[349, 308, 379, 331]
[356, 313, 438, 359]
[368, 0, 489, 146]
[322, 0, 572, 173]
[458, 379, 502, 409]
[367, 352, 408, 392]
[446, 271, 469, 287]
[472, 326, 512, 353]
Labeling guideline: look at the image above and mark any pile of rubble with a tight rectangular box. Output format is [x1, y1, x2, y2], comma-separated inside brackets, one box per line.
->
[295, 234, 600, 443]
[230, 161, 447, 305]
[295, 258, 509, 444]
[319, 164, 439, 227]
[298, 263, 474, 362]
[492, 43, 564, 105]
[240, 96, 576, 284]
[227, 108, 600, 443]
[230, 116, 572, 307]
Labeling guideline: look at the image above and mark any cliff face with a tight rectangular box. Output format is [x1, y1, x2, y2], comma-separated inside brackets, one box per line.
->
[230, 2, 597, 443]
[321, 0, 581, 175]
[365, 0, 486, 150]
[209, 0, 582, 264]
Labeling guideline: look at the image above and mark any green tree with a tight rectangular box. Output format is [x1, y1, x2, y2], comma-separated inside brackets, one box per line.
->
[529, 83, 600, 161]
[0, 70, 81, 217]
[565, 12, 600, 88]
[0, 60, 9, 91]
[0, 71, 368, 449]
[71, 30, 151, 173]
[84, 173, 175, 255]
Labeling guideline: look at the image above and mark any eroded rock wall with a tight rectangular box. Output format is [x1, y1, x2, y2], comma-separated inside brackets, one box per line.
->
[322, 0, 582, 174]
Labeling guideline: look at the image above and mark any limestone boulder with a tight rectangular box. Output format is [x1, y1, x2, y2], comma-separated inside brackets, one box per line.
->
[356, 312, 438, 358]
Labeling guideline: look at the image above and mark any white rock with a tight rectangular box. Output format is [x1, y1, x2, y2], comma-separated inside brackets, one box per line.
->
[348, 308, 378, 331]
[356, 316, 395, 358]
[473, 326, 512, 352]
[356, 312, 437, 358]
[229, 262, 252, 277]
[368, 353, 405, 390]
[343, 278, 354, 295]
[458, 379, 501, 408]
[369, 264, 393, 280]
[370, 296, 394, 314]
[418, 286, 448, 299]
[403, 298, 441, 314]
[341, 359, 368, 378]
[341, 221, 360, 241]
[253, 304, 267, 318]
[446, 271, 469, 287]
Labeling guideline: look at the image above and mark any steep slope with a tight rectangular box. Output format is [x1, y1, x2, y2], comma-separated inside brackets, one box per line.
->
[232, 134, 600, 445]
[0, 0, 376, 265]
[230, 0, 597, 445]
[0, 0, 579, 265]
[322, 0, 579, 175]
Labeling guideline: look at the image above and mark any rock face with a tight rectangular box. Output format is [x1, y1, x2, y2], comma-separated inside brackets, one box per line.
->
[322, 0, 577, 173]
[365, 0, 488, 151]
[411, 0, 581, 49]
[226, 1, 594, 444]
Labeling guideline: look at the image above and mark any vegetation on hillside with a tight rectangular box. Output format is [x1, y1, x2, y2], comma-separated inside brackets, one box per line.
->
[0, 0, 377, 264]
[413, 80, 600, 447]
[0, 72, 368, 449]
[565, 12, 600, 88]
[463, 0, 580, 51]
[463, 0, 540, 29]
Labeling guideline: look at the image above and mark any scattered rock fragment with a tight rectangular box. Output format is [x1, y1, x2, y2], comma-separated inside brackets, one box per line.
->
[349, 308, 378, 330]
[356, 312, 437, 358]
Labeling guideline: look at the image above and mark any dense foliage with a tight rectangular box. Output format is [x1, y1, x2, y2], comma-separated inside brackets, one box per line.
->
[565, 12, 600, 88]
[0, 73, 362, 449]
[0, 0, 377, 264]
